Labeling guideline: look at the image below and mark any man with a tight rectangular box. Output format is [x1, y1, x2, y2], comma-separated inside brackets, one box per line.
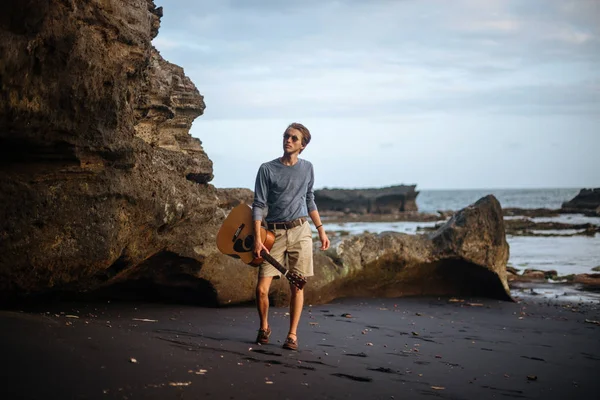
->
[251, 122, 330, 350]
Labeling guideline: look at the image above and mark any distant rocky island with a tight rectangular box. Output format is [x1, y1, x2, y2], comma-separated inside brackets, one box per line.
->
[561, 188, 600, 216]
[314, 184, 419, 214]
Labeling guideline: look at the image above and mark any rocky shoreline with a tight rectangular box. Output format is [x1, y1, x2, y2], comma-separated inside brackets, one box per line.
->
[415, 215, 600, 237]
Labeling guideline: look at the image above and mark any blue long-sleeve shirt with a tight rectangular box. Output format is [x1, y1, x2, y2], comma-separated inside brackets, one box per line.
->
[252, 158, 318, 222]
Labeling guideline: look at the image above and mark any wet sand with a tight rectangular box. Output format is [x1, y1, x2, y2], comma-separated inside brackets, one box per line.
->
[1, 295, 599, 400]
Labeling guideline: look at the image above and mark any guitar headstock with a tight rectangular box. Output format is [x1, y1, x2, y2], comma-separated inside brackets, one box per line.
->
[287, 271, 307, 290]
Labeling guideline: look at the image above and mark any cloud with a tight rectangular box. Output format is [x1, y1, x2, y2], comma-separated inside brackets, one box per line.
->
[154, 0, 599, 121]
[456, 18, 522, 33]
[552, 28, 593, 44]
[153, 0, 600, 189]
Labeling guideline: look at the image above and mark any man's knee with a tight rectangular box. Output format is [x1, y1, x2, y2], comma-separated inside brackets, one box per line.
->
[257, 286, 269, 298]
[256, 279, 272, 297]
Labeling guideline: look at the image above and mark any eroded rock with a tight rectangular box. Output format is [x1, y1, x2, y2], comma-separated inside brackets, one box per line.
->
[504, 218, 599, 237]
[215, 188, 254, 209]
[562, 188, 600, 215]
[503, 208, 561, 218]
[573, 273, 600, 286]
[0, 0, 231, 300]
[315, 185, 419, 214]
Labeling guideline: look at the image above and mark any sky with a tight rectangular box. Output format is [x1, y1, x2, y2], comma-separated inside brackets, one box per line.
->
[152, 0, 600, 190]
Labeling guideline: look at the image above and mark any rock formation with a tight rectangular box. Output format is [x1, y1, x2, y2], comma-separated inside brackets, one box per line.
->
[315, 184, 419, 214]
[562, 188, 600, 216]
[484, 218, 598, 237]
[0, 0, 232, 302]
[215, 188, 254, 209]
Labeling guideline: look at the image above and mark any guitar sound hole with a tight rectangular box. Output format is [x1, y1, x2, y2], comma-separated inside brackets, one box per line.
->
[233, 234, 255, 253]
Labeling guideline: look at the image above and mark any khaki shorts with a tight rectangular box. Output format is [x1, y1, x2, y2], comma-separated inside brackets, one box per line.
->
[259, 221, 314, 278]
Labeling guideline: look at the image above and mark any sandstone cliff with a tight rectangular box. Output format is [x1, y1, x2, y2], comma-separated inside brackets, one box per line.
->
[0, 0, 225, 301]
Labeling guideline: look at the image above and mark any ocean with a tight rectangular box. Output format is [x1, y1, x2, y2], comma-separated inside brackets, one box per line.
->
[416, 187, 581, 213]
[321, 188, 600, 301]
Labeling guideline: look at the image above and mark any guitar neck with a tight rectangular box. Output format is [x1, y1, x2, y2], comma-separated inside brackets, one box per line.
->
[260, 251, 306, 290]
[261, 252, 290, 276]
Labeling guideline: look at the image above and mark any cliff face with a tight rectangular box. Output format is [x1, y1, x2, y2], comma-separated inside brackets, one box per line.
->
[0, 0, 222, 298]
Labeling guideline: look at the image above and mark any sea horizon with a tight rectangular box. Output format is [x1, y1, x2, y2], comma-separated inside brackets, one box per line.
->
[310, 185, 592, 191]
[415, 188, 582, 213]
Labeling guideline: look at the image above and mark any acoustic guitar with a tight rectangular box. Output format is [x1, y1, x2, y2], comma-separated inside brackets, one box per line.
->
[216, 203, 307, 290]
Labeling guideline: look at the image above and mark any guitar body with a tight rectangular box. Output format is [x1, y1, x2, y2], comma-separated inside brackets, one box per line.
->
[216, 203, 274, 266]
[216, 204, 307, 289]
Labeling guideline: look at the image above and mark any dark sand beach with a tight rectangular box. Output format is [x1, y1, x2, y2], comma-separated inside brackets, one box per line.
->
[1, 295, 599, 400]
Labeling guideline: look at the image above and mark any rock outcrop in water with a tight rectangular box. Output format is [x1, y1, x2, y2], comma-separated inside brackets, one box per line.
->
[562, 188, 600, 216]
[0, 1, 510, 306]
[315, 184, 419, 214]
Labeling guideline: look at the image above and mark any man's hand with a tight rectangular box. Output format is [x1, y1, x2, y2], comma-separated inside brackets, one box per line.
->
[253, 220, 269, 259]
[309, 210, 330, 251]
[254, 239, 269, 259]
[318, 229, 330, 251]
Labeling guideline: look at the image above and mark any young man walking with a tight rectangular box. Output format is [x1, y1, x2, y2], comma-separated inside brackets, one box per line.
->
[251, 122, 330, 350]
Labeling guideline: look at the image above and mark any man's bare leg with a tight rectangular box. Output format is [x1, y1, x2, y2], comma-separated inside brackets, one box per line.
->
[256, 276, 273, 331]
[288, 284, 303, 338]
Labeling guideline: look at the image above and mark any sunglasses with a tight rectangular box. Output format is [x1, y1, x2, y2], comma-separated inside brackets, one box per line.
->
[283, 133, 300, 142]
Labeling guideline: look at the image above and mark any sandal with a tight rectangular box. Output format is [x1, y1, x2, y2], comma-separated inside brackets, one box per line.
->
[282, 333, 298, 350]
[256, 327, 271, 345]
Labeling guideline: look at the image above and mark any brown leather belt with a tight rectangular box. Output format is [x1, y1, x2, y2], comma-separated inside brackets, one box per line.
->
[267, 217, 306, 230]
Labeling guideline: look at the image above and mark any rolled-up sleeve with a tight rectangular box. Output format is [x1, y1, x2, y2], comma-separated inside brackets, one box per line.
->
[252, 164, 268, 221]
[306, 163, 317, 213]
